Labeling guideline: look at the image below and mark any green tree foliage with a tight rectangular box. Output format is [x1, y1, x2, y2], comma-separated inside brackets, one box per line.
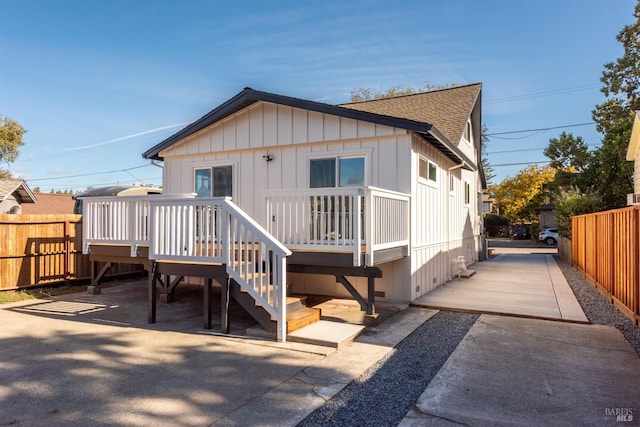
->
[483, 213, 509, 237]
[588, 1, 639, 209]
[481, 124, 495, 185]
[0, 115, 27, 177]
[349, 83, 457, 102]
[491, 165, 556, 223]
[590, 114, 634, 209]
[552, 187, 603, 237]
[543, 132, 591, 171]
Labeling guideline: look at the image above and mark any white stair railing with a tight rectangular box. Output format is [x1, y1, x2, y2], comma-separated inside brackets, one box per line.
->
[148, 197, 291, 341]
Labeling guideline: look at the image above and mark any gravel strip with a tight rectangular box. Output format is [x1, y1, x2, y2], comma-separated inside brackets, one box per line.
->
[554, 255, 640, 356]
[298, 311, 479, 427]
[300, 256, 640, 426]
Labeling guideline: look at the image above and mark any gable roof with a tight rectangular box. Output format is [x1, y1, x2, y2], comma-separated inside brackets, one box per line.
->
[340, 83, 482, 146]
[143, 87, 478, 170]
[0, 179, 37, 204]
[20, 193, 75, 214]
[626, 111, 640, 161]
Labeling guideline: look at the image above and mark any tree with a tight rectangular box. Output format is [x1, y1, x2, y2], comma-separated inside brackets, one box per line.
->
[349, 83, 457, 102]
[588, 1, 639, 208]
[481, 124, 495, 185]
[0, 115, 27, 177]
[552, 187, 602, 237]
[590, 114, 634, 209]
[593, 1, 640, 133]
[543, 132, 591, 171]
[491, 165, 556, 223]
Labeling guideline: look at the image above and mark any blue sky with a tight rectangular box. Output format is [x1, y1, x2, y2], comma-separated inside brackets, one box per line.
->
[0, 0, 636, 192]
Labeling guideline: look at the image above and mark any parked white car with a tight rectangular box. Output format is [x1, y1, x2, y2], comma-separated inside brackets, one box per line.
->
[538, 228, 559, 245]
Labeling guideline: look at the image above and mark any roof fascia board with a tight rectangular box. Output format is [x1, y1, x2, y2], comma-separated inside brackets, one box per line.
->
[143, 88, 436, 160]
[422, 127, 477, 171]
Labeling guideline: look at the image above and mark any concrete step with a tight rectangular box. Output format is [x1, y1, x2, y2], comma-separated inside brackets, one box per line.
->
[287, 320, 366, 348]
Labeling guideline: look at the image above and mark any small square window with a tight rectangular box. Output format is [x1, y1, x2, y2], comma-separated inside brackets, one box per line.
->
[419, 158, 437, 183]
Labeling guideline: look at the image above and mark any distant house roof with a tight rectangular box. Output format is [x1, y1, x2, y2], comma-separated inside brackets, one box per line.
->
[21, 193, 75, 214]
[0, 179, 37, 204]
[340, 83, 482, 147]
[143, 87, 478, 171]
[626, 110, 640, 161]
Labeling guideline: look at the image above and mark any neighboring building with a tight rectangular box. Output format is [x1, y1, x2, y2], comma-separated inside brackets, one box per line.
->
[482, 193, 496, 215]
[626, 110, 640, 205]
[536, 203, 556, 228]
[0, 179, 36, 214]
[21, 193, 75, 214]
[142, 84, 485, 301]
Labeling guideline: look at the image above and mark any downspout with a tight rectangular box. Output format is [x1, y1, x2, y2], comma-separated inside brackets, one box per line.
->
[446, 164, 465, 280]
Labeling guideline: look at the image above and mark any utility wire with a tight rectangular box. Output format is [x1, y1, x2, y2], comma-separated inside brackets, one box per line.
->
[486, 122, 595, 137]
[487, 143, 600, 155]
[26, 164, 151, 182]
[484, 84, 600, 104]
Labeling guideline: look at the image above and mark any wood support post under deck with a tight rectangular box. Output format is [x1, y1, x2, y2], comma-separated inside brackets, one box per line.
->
[148, 262, 157, 324]
[204, 278, 212, 329]
[221, 276, 231, 334]
[88, 261, 112, 295]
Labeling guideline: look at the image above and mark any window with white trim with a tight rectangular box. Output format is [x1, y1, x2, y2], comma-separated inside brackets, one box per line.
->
[194, 165, 233, 197]
[310, 156, 365, 188]
[419, 157, 437, 183]
[463, 120, 471, 143]
[464, 181, 470, 205]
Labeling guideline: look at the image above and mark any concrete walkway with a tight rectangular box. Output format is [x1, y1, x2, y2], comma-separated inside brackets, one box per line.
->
[401, 315, 640, 426]
[412, 251, 588, 323]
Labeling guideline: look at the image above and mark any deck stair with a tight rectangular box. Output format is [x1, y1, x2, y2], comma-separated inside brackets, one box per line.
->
[229, 278, 321, 334]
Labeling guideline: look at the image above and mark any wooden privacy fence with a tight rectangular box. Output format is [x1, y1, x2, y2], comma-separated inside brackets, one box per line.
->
[572, 206, 640, 325]
[0, 214, 141, 290]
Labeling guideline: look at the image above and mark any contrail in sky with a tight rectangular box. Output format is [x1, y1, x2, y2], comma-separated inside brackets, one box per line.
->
[64, 123, 189, 151]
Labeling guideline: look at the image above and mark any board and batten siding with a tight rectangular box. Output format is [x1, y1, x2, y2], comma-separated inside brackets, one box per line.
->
[410, 135, 480, 299]
[158, 101, 413, 301]
[160, 101, 412, 222]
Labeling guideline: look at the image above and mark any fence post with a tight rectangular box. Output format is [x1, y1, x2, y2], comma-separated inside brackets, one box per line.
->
[64, 218, 70, 283]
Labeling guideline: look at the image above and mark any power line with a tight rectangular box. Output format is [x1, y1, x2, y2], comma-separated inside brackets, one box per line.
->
[484, 84, 600, 104]
[486, 122, 595, 137]
[487, 143, 600, 155]
[491, 160, 550, 167]
[26, 164, 151, 182]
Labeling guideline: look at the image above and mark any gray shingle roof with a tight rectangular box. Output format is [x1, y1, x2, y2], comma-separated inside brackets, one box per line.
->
[340, 83, 482, 146]
[0, 179, 37, 203]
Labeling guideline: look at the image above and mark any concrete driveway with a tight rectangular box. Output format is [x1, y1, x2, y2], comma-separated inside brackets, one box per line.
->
[0, 282, 435, 426]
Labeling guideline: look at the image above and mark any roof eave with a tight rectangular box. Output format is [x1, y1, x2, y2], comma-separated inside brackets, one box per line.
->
[420, 127, 477, 172]
[143, 88, 438, 161]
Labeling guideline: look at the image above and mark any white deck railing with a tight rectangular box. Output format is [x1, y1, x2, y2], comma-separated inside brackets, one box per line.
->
[265, 187, 410, 266]
[81, 195, 291, 341]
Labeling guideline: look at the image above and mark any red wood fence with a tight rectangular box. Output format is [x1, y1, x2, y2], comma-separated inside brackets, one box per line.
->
[571, 206, 640, 325]
[0, 214, 141, 290]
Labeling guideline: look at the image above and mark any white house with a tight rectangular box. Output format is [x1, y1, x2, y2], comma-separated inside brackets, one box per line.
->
[626, 110, 640, 205]
[81, 84, 485, 341]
